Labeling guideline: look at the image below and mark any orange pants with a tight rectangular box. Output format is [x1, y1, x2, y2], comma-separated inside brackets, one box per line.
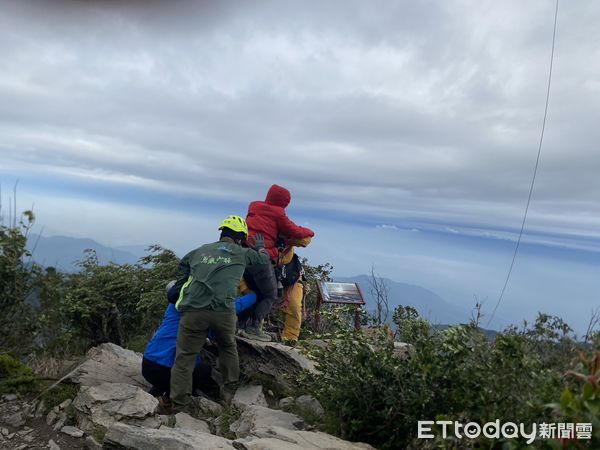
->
[281, 282, 304, 342]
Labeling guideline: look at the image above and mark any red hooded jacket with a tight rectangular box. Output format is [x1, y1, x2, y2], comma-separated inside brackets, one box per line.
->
[246, 184, 315, 261]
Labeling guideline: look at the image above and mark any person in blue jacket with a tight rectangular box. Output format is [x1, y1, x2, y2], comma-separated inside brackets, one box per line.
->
[142, 281, 256, 399]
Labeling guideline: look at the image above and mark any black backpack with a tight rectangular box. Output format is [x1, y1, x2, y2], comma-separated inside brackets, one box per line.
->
[276, 253, 303, 288]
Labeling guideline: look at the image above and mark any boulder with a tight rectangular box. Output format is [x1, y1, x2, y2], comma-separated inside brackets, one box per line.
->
[232, 338, 316, 394]
[232, 385, 267, 410]
[174, 412, 211, 434]
[295, 395, 324, 419]
[104, 422, 235, 449]
[236, 425, 375, 449]
[278, 397, 294, 411]
[61, 343, 149, 389]
[72, 382, 158, 432]
[230, 405, 305, 439]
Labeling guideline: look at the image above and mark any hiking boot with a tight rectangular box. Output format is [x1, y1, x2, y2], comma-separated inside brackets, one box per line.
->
[239, 325, 272, 342]
[157, 394, 176, 415]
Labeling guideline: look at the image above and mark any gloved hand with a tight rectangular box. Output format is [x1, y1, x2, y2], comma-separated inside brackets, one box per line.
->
[252, 233, 265, 251]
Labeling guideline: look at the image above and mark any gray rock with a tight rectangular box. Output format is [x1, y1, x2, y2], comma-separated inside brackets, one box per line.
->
[1, 428, 8, 436]
[53, 406, 60, 413]
[104, 422, 236, 449]
[23, 433, 35, 442]
[295, 395, 324, 418]
[236, 338, 317, 393]
[234, 437, 307, 450]
[278, 397, 295, 411]
[237, 425, 376, 449]
[34, 399, 46, 418]
[46, 409, 58, 426]
[175, 412, 211, 434]
[3, 411, 25, 427]
[61, 425, 84, 438]
[72, 382, 158, 432]
[6, 433, 14, 439]
[85, 435, 103, 450]
[48, 439, 61, 450]
[61, 343, 150, 389]
[232, 385, 267, 410]
[190, 396, 224, 418]
[1, 394, 17, 402]
[58, 399, 72, 410]
[17, 427, 33, 436]
[230, 405, 305, 439]
[53, 412, 68, 431]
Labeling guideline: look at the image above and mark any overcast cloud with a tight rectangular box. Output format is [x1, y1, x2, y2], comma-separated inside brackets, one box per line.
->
[2, 0, 599, 330]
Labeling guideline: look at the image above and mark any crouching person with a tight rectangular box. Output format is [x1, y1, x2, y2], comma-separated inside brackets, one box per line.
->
[167, 216, 270, 413]
[142, 281, 257, 402]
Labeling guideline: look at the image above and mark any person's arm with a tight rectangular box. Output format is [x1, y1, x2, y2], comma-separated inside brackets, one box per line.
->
[235, 292, 257, 314]
[244, 233, 271, 266]
[276, 212, 315, 239]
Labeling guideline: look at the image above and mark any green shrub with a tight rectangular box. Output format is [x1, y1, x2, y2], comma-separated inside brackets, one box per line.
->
[301, 307, 580, 450]
[40, 383, 79, 410]
[0, 354, 40, 395]
[544, 341, 600, 449]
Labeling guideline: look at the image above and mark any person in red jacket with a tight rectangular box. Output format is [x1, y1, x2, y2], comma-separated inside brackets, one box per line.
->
[240, 184, 315, 341]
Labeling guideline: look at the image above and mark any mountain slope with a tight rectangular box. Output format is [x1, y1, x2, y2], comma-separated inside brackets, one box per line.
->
[335, 274, 469, 325]
[27, 234, 142, 271]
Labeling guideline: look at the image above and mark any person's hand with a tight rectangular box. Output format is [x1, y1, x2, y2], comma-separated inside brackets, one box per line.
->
[252, 233, 265, 251]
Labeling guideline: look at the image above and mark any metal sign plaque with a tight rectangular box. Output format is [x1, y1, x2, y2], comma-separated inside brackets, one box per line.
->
[317, 282, 365, 305]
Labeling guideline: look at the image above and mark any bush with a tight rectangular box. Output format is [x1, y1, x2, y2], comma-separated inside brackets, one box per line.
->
[40, 383, 80, 410]
[0, 354, 40, 396]
[301, 307, 582, 449]
[545, 341, 600, 449]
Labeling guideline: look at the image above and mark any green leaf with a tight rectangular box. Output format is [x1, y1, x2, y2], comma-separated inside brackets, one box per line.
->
[560, 388, 574, 410]
[583, 381, 594, 400]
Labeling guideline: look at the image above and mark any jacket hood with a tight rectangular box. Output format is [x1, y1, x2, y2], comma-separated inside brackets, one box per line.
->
[265, 184, 291, 208]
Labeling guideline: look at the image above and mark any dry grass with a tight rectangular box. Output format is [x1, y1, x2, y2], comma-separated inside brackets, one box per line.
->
[27, 354, 81, 380]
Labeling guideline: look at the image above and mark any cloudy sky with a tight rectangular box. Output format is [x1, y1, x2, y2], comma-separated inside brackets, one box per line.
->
[2, 0, 599, 332]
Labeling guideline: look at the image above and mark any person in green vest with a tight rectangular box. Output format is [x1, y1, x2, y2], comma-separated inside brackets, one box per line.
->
[167, 215, 270, 412]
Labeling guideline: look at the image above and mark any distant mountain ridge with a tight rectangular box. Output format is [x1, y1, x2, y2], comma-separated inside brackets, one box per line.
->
[335, 274, 470, 325]
[27, 234, 145, 272]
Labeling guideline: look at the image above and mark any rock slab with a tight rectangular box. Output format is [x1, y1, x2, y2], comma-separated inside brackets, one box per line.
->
[236, 426, 375, 449]
[174, 412, 211, 434]
[62, 343, 150, 389]
[104, 422, 235, 449]
[232, 385, 267, 410]
[230, 405, 305, 439]
[73, 382, 158, 432]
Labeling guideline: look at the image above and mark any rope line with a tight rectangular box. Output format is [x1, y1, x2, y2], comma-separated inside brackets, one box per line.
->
[487, 0, 559, 326]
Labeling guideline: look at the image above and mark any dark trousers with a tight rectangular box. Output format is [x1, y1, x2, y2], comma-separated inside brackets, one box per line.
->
[170, 309, 239, 408]
[142, 357, 215, 397]
[244, 262, 278, 325]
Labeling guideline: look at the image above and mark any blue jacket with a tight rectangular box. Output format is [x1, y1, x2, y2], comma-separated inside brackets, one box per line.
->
[143, 291, 256, 368]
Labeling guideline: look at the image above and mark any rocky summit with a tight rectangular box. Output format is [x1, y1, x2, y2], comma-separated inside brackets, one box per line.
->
[0, 342, 373, 449]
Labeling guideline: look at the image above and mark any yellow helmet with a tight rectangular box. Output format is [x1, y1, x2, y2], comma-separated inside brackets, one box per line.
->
[218, 215, 248, 237]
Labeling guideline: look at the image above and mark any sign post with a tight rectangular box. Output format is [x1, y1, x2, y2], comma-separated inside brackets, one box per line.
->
[315, 281, 366, 331]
